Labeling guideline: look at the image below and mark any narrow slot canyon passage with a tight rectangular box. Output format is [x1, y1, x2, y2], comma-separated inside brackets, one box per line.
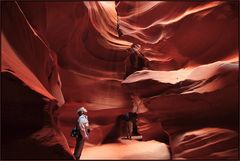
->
[1, 1, 239, 160]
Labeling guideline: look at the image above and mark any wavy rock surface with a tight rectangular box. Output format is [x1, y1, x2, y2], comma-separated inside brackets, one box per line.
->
[172, 128, 238, 159]
[1, 2, 72, 159]
[123, 60, 238, 159]
[117, 1, 238, 70]
[1, 1, 239, 160]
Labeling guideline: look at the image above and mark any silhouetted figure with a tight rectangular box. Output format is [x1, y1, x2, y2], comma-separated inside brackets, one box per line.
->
[73, 107, 90, 160]
[118, 112, 138, 139]
[125, 112, 133, 139]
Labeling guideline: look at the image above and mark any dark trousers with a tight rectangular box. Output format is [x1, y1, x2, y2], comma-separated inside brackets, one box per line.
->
[73, 134, 84, 160]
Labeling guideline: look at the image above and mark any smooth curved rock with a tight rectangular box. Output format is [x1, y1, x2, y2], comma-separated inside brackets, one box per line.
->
[122, 60, 238, 159]
[117, 1, 238, 70]
[80, 140, 170, 160]
[1, 1, 238, 159]
[172, 128, 238, 159]
[1, 2, 71, 159]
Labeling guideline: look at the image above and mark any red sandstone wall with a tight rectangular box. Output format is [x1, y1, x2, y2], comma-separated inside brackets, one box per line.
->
[1, 1, 239, 159]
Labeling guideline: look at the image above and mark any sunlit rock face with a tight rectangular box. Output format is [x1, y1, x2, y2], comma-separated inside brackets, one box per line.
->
[1, 1, 239, 160]
[117, 1, 238, 70]
[19, 1, 133, 109]
[118, 1, 238, 159]
[80, 140, 170, 159]
[123, 60, 238, 159]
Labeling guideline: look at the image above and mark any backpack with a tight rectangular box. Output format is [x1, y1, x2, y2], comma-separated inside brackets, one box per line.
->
[71, 120, 80, 137]
[71, 127, 79, 137]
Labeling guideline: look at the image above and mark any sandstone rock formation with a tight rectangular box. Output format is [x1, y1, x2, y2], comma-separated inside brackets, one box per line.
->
[1, 1, 239, 160]
[2, 2, 71, 159]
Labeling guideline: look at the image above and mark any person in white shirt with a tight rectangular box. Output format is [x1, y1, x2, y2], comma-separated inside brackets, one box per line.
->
[73, 107, 90, 160]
